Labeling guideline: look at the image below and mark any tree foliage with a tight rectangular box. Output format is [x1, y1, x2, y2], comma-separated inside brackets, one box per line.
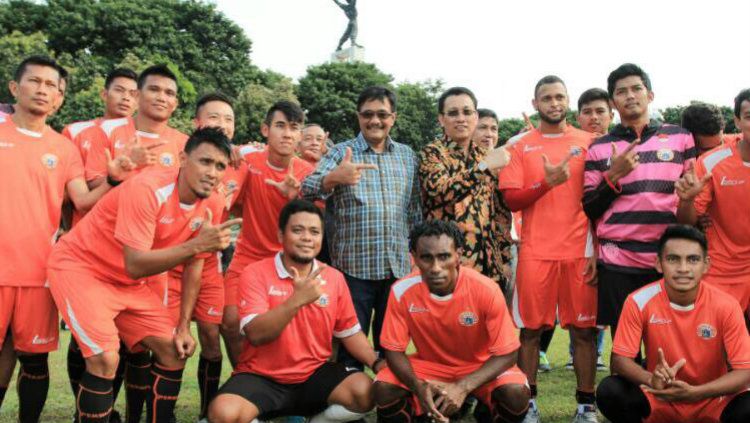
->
[234, 69, 298, 143]
[391, 80, 442, 150]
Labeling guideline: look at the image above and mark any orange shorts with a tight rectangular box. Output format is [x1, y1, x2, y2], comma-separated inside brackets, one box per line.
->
[165, 270, 225, 325]
[702, 273, 750, 312]
[643, 388, 740, 423]
[224, 253, 257, 307]
[512, 258, 597, 330]
[375, 358, 528, 414]
[0, 286, 58, 353]
[48, 268, 174, 358]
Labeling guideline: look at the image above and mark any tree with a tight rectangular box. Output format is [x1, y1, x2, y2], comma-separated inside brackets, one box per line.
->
[391, 80, 442, 151]
[297, 62, 392, 142]
[234, 69, 297, 144]
[0, 31, 50, 101]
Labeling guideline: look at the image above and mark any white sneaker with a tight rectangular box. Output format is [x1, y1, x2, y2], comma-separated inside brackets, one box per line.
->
[571, 405, 598, 423]
[523, 406, 541, 423]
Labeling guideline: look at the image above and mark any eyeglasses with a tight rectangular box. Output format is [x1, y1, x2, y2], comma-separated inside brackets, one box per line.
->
[358, 110, 393, 120]
[443, 108, 476, 118]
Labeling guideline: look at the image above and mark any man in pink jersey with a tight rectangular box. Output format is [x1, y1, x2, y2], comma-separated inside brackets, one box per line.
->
[221, 100, 314, 366]
[0, 56, 132, 421]
[47, 127, 240, 423]
[373, 220, 529, 423]
[597, 225, 750, 423]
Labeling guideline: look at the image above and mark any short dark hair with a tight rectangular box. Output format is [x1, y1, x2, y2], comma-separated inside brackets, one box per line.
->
[278, 199, 324, 232]
[137, 64, 177, 90]
[104, 68, 138, 90]
[356, 86, 397, 113]
[409, 220, 464, 253]
[477, 108, 498, 122]
[607, 63, 652, 98]
[681, 102, 724, 137]
[14, 55, 68, 83]
[195, 92, 234, 117]
[657, 225, 708, 258]
[534, 75, 566, 98]
[264, 100, 305, 126]
[438, 87, 477, 114]
[733, 89, 750, 118]
[184, 127, 231, 159]
[577, 88, 610, 112]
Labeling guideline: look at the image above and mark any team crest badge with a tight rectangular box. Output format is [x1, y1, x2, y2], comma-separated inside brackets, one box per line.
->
[189, 217, 204, 232]
[458, 311, 478, 326]
[569, 146, 583, 157]
[656, 148, 675, 162]
[160, 152, 175, 166]
[226, 180, 238, 191]
[41, 153, 58, 169]
[697, 324, 716, 339]
[316, 293, 330, 308]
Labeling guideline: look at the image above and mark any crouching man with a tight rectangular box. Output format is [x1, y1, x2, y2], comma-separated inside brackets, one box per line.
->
[209, 200, 384, 423]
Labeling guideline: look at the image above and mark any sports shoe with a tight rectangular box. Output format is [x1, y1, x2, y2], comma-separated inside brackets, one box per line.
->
[571, 405, 598, 423]
[522, 406, 541, 423]
[538, 351, 551, 372]
[596, 356, 608, 372]
[565, 357, 574, 370]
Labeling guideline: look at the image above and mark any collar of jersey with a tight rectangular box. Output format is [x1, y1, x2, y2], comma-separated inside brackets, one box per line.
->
[274, 252, 320, 279]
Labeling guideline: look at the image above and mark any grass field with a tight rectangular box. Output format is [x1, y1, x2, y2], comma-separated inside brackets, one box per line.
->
[0, 327, 612, 422]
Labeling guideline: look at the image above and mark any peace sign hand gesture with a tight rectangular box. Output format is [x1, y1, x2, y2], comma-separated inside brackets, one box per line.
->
[675, 162, 712, 202]
[266, 159, 301, 200]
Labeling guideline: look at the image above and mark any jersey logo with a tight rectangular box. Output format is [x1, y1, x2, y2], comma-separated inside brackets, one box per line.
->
[658, 134, 670, 143]
[41, 153, 59, 169]
[315, 293, 330, 308]
[114, 140, 126, 150]
[408, 303, 429, 314]
[569, 146, 583, 157]
[31, 335, 56, 345]
[189, 217, 204, 232]
[648, 314, 672, 325]
[523, 144, 542, 153]
[0, 141, 14, 148]
[576, 313, 595, 322]
[226, 180, 238, 191]
[268, 286, 289, 297]
[720, 176, 746, 186]
[206, 307, 222, 317]
[81, 139, 91, 150]
[656, 148, 674, 162]
[159, 216, 175, 225]
[159, 152, 175, 167]
[458, 311, 478, 326]
[697, 323, 716, 339]
[602, 242, 620, 257]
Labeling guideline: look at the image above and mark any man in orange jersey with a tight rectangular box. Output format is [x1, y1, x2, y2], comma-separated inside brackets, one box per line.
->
[597, 225, 750, 423]
[0, 56, 132, 422]
[675, 89, 750, 315]
[372, 220, 529, 423]
[221, 100, 315, 367]
[47, 127, 239, 423]
[498, 76, 597, 422]
[209, 200, 381, 423]
[681, 102, 742, 157]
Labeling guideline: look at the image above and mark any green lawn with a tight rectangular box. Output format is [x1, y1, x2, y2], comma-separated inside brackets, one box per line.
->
[0, 327, 611, 422]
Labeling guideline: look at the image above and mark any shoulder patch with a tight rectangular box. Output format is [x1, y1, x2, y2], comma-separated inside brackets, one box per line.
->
[392, 275, 423, 302]
[702, 147, 733, 174]
[633, 283, 662, 311]
[154, 182, 176, 206]
[100, 118, 129, 137]
[67, 120, 96, 139]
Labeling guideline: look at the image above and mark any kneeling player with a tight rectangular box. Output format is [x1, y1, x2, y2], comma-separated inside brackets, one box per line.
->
[373, 220, 530, 423]
[209, 200, 382, 423]
[597, 225, 750, 423]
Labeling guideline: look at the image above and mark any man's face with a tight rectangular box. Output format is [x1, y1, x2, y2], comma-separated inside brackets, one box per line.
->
[357, 98, 396, 144]
[279, 212, 323, 264]
[414, 234, 461, 296]
[9, 64, 62, 117]
[655, 239, 708, 295]
[473, 116, 499, 149]
[298, 125, 326, 163]
[533, 82, 569, 125]
[611, 75, 653, 121]
[438, 94, 478, 143]
[103, 77, 137, 118]
[262, 111, 302, 157]
[179, 142, 229, 199]
[577, 99, 613, 135]
[735, 100, 750, 143]
[195, 101, 235, 140]
[138, 75, 178, 122]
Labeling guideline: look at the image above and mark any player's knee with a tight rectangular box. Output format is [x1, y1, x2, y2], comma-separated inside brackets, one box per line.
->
[492, 383, 530, 416]
[344, 373, 375, 412]
[596, 375, 641, 419]
[373, 381, 409, 406]
[519, 328, 543, 343]
[198, 323, 222, 360]
[85, 351, 120, 378]
[220, 313, 240, 339]
[147, 337, 183, 368]
[570, 327, 596, 345]
[208, 394, 251, 423]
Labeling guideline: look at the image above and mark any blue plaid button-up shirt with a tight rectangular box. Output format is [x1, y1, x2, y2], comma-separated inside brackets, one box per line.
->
[301, 133, 422, 280]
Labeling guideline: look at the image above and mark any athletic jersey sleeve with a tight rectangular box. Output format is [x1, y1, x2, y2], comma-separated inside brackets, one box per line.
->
[611, 296, 644, 359]
[84, 128, 112, 180]
[721, 301, 750, 370]
[498, 142, 524, 190]
[682, 134, 698, 173]
[693, 157, 713, 215]
[238, 267, 269, 331]
[483, 286, 521, 356]
[379, 290, 410, 352]
[332, 274, 361, 338]
[64, 144, 85, 184]
[114, 183, 160, 251]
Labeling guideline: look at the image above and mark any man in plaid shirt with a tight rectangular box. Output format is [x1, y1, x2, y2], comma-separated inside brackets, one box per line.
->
[301, 86, 422, 369]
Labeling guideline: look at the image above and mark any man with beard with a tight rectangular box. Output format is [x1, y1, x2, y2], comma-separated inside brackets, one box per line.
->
[209, 200, 381, 423]
[499, 76, 597, 422]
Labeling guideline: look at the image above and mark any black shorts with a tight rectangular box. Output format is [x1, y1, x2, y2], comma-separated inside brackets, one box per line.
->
[216, 362, 360, 418]
[597, 264, 661, 327]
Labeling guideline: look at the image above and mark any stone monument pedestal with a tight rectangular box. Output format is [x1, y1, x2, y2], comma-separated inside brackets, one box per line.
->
[331, 46, 365, 63]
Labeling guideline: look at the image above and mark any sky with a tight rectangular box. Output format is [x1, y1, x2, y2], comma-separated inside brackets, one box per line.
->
[216, 0, 750, 119]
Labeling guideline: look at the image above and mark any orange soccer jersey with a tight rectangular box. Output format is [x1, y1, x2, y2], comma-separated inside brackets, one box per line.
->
[498, 126, 593, 260]
[48, 167, 216, 286]
[614, 280, 750, 387]
[235, 254, 360, 384]
[84, 117, 188, 181]
[380, 266, 520, 373]
[0, 115, 84, 287]
[62, 118, 103, 166]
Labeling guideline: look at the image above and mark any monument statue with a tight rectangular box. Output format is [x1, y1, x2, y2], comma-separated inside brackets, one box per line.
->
[333, 0, 362, 51]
